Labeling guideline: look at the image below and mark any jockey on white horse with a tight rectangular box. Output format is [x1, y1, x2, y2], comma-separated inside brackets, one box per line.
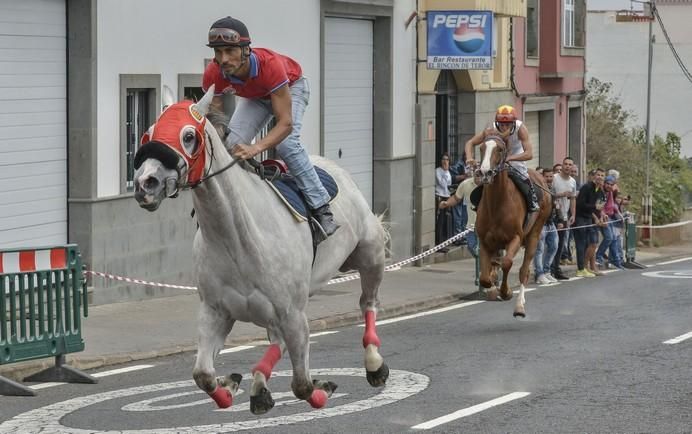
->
[202, 16, 339, 242]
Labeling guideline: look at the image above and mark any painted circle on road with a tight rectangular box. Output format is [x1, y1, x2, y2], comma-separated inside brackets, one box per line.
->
[642, 270, 692, 279]
[0, 368, 429, 433]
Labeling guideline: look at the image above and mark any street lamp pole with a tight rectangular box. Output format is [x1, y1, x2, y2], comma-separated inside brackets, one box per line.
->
[644, 0, 655, 230]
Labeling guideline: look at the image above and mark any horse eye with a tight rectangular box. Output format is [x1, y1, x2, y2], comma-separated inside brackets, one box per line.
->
[181, 127, 198, 156]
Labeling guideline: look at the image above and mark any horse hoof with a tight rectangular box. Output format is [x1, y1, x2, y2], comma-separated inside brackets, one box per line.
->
[250, 386, 275, 415]
[500, 290, 513, 301]
[216, 373, 241, 395]
[513, 309, 526, 318]
[366, 363, 389, 387]
[313, 379, 338, 396]
[486, 289, 499, 301]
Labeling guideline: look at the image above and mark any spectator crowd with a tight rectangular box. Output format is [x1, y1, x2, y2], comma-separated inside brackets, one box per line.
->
[436, 155, 632, 282]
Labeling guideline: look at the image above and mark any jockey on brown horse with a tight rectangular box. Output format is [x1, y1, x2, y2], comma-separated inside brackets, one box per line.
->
[465, 105, 540, 218]
[464, 105, 551, 317]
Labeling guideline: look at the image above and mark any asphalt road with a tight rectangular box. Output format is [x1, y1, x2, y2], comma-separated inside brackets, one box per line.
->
[1, 260, 691, 433]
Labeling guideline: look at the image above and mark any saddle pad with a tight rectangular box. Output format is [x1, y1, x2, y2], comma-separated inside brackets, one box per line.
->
[266, 166, 339, 221]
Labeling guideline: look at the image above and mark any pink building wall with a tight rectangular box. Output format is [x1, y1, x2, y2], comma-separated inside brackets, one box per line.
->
[511, 0, 586, 164]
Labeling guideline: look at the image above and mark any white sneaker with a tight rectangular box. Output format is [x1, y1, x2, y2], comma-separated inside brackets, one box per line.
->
[536, 274, 552, 284]
[546, 274, 558, 283]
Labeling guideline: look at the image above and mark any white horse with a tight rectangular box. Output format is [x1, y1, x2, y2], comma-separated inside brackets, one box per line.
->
[133, 86, 389, 414]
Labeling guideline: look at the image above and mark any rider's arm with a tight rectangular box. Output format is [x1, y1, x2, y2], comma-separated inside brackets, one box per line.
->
[506, 124, 533, 163]
[464, 130, 486, 164]
[253, 85, 293, 153]
[439, 194, 461, 209]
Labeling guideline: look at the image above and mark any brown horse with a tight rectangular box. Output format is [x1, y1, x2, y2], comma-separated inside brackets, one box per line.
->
[474, 135, 551, 317]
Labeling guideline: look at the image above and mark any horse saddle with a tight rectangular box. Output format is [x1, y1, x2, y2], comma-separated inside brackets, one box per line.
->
[261, 160, 339, 222]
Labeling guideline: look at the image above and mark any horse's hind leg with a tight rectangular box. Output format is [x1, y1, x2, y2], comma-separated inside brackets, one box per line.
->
[249, 330, 284, 415]
[281, 310, 337, 409]
[192, 304, 240, 408]
[513, 229, 542, 318]
[358, 262, 389, 387]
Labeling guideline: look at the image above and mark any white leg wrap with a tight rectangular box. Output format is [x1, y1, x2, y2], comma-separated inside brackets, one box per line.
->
[364, 344, 383, 372]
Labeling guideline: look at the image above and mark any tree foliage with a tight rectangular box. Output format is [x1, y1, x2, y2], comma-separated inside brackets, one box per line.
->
[585, 78, 692, 224]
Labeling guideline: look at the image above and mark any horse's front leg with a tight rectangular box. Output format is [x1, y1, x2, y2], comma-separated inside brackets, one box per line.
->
[478, 243, 498, 300]
[500, 236, 522, 301]
[249, 331, 284, 415]
[192, 303, 240, 408]
[281, 310, 336, 409]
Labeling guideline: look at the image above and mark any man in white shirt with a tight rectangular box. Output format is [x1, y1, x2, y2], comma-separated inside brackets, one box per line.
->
[550, 157, 577, 280]
[435, 154, 453, 248]
[439, 172, 482, 256]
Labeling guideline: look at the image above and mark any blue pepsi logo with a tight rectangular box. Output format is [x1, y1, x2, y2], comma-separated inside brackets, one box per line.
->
[453, 24, 485, 53]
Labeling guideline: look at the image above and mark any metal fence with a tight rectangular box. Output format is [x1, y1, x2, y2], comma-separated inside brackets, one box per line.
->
[0, 244, 95, 396]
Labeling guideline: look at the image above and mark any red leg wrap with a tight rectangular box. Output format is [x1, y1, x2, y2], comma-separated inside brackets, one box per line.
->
[252, 343, 282, 379]
[308, 389, 328, 408]
[362, 310, 381, 348]
[208, 386, 232, 408]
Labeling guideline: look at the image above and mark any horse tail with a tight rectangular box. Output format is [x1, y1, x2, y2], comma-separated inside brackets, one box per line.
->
[375, 212, 392, 258]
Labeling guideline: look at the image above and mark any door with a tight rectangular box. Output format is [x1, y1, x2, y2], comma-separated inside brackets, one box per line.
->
[324, 17, 374, 208]
[0, 0, 67, 247]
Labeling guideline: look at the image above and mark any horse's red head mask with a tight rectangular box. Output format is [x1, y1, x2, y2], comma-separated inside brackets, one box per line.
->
[136, 100, 208, 186]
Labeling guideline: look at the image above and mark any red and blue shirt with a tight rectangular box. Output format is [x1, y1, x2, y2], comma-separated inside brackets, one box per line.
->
[202, 48, 302, 99]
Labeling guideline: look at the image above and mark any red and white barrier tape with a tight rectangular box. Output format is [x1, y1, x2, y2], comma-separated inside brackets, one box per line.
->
[85, 228, 476, 290]
[85, 219, 691, 291]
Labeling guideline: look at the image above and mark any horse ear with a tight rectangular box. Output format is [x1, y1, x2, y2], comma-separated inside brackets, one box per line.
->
[162, 85, 176, 111]
[194, 84, 215, 117]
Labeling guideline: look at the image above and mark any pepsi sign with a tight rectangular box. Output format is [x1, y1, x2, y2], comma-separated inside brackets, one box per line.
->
[427, 10, 493, 70]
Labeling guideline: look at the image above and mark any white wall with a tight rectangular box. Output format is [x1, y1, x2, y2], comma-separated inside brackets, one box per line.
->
[392, 0, 417, 157]
[96, 0, 321, 197]
[587, 6, 692, 157]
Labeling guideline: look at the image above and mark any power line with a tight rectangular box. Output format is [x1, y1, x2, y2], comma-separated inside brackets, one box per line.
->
[652, 5, 692, 84]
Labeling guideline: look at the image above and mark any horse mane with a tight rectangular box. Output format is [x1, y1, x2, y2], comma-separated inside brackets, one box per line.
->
[205, 109, 231, 142]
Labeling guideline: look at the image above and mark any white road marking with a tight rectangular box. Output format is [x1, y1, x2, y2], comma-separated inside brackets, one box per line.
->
[642, 270, 692, 279]
[663, 331, 692, 344]
[361, 301, 485, 326]
[309, 331, 340, 337]
[219, 332, 339, 355]
[1, 368, 429, 433]
[411, 392, 531, 430]
[93, 365, 154, 378]
[655, 257, 692, 266]
[29, 382, 65, 390]
[220, 345, 256, 354]
[29, 365, 154, 389]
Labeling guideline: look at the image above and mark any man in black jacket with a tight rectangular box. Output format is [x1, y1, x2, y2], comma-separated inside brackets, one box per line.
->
[574, 168, 606, 277]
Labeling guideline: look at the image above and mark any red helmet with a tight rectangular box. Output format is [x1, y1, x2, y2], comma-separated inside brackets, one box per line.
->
[495, 105, 517, 123]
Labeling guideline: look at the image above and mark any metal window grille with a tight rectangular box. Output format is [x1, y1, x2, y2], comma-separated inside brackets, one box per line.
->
[125, 89, 152, 192]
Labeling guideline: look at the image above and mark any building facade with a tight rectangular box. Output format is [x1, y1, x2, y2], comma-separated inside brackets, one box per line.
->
[1, 0, 418, 303]
[414, 0, 586, 254]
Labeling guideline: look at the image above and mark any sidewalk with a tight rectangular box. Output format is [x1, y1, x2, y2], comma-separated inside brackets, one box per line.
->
[2, 243, 690, 383]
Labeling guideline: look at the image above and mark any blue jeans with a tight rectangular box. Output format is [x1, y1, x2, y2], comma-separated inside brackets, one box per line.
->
[452, 201, 467, 234]
[226, 77, 330, 209]
[465, 230, 478, 257]
[596, 221, 619, 265]
[534, 223, 558, 276]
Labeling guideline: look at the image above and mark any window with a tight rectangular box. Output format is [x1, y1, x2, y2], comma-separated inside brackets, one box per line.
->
[527, 0, 539, 57]
[120, 74, 160, 193]
[125, 89, 152, 191]
[563, 0, 585, 48]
